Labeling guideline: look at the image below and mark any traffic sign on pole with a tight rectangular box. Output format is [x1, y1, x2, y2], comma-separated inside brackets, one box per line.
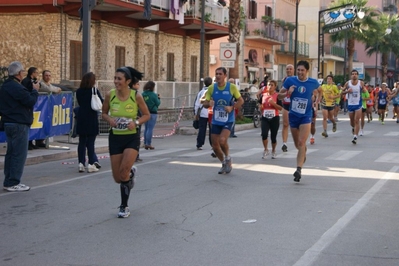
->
[221, 61, 235, 68]
[220, 43, 237, 61]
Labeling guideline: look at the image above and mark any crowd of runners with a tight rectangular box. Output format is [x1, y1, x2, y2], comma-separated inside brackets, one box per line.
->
[200, 62, 399, 183]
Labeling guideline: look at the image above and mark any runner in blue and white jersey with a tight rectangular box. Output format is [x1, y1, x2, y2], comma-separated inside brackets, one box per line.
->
[279, 60, 322, 182]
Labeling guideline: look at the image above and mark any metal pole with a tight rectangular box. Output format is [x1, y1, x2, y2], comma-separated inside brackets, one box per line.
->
[344, 33, 347, 80]
[294, 0, 299, 74]
[199, 0, 205, 91]
[82, 0, 90, 75]
[318, 10, 322, 76]
[375, 43, 378, 86]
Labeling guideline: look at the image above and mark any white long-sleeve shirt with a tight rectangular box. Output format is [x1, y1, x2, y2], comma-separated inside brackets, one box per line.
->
[194, 87, 209, 118]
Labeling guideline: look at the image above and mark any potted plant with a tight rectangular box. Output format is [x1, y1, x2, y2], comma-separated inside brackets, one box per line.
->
[261, 15, 274, 24]
[285, 22, 296, 32]
[274, 18, 286, 28]
[252, 29, 261, 35]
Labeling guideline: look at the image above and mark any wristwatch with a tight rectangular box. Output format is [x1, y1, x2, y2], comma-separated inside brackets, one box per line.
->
[135, 120, 140, 126]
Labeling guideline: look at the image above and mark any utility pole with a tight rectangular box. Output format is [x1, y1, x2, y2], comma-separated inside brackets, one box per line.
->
[81, 0, 96, 76]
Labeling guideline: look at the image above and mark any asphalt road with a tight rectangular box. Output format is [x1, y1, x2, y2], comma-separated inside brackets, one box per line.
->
[1, 114, 399, 266]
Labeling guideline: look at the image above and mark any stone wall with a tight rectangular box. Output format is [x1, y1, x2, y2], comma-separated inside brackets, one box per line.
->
[0, 13, 209, 83]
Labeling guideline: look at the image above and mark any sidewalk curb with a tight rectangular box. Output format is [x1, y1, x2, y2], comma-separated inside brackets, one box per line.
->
[0, 146, 109, 169]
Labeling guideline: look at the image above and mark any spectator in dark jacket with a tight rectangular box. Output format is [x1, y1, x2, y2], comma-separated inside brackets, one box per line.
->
[21, 67, 43, 149]
[0, 61, 39, 192]
[76, 72, 103, 173]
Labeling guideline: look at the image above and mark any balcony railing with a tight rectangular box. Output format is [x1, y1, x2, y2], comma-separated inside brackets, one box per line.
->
[277, 40, 309, 57]
[246, 20, 288, 43]
[121, 0, 229, 26]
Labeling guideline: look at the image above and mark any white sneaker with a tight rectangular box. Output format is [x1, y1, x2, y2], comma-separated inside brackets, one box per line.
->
[262, 150, 270, 159]
[118, 206, 130, 218]
[87, 164, 99, 172]
[360, 130, 363, 136]
[78, 163, 85, 173]
[272, 152, 277, 159]
[4, 183, 30, 192]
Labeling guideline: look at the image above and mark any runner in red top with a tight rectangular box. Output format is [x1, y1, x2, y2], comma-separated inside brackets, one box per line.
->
[260, 80, 283, 159]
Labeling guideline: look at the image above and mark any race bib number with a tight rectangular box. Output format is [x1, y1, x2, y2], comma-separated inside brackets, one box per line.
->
[348, 92, 360, 105]
[379, 98, 386, 105]
[291, 98, 308, 114]
[366, 100, 373, 106]
[113, 117, 133, 130]
[263, 109, 276, 119]
[214, 107, 228, 122]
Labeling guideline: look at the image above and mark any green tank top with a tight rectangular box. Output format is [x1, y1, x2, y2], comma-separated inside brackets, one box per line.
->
[109, 89, 138, 135]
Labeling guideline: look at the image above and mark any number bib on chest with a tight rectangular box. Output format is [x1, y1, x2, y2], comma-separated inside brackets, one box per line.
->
[291, 98, 308, 114]
[379, 98, 386, 105]
[113, 117, 133, 131]
[214, 107, 228, 122]
[263, 109, 276, 119]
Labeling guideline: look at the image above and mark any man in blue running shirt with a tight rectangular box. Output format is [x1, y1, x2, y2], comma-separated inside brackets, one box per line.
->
[201, 67, 244, 175]
[279, 61, 322, 182]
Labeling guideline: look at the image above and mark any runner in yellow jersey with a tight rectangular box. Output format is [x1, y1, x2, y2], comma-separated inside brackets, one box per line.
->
[320, 75, 340, 137]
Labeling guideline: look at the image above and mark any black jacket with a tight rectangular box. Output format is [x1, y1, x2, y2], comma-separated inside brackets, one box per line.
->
[21, 76, 37, 92]
[76, 87, 103, 135]
[0, 77, 39, 125]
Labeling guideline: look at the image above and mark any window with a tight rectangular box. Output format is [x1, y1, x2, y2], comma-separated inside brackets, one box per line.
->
[265, 6, 272, 16]
[115, 46, 125, 70]
[167, 53, 174, 81]
[248, 1, 257, 19]
[70, 41, 82, 80]
[190, 56, 197, 82]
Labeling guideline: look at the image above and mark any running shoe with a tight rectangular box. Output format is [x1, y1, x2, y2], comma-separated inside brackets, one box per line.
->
[281, 144, 288, 152]
[118, 206, 130, 218]
[78, 163, 85, 173]
[321, 131, 328, 137]
[225, 157, 232, 173]
[87, 164, 99, 173]
[211, 152, 217, 158]
[310, 137, 315, 145]
[272, 152, 277, 159]
[3, 183, 30, 192]
[352, 136, 357, 144]
[332, 123, 337, 132]
[293, 170, 301, 182]
[360, 130, 363, 136]
[94, 162, 101, 169]
[382, 121, 385, 125]
[262, 150, 270, 159]
[218, 162, 226, 174]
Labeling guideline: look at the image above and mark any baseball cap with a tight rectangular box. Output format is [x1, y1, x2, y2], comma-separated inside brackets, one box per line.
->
[337, 83, 341, 86]
[382, 82, 388, 86]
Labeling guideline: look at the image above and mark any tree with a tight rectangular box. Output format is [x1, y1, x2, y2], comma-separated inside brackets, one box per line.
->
[228, 0, 242, 80]
[363, 14, 399, 83]
[329, 0, 379, 73]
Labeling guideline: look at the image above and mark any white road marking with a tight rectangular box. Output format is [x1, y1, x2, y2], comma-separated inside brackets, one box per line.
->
[325, 150, 362, 160]
[293, 166, 399, 266]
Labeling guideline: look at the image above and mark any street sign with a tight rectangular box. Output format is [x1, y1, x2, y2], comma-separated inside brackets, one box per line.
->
[353, 62, 364, 80]
[220, 43, 237, 61]
[221, 61, 235, 68]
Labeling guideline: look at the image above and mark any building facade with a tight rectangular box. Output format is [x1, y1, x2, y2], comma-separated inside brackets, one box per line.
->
[0, 0, 229, 84]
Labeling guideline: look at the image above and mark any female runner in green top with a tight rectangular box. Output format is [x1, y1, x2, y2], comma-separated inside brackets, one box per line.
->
[102, 66, 150, 218]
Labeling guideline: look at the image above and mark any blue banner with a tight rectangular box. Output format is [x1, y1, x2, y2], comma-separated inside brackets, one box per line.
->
[0, 92, 73, 143]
